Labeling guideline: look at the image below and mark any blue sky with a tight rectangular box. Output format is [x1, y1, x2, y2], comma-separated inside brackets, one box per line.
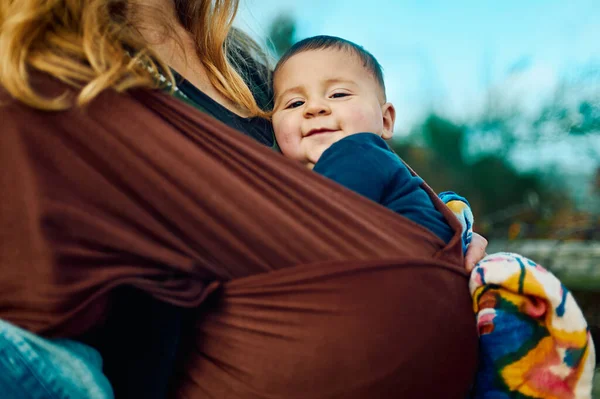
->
[237, 0, 600, 129]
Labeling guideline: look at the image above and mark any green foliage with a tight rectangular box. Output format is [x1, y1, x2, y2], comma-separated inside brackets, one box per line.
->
[391, 114, 572, 238]
[266, 14, 297, 59]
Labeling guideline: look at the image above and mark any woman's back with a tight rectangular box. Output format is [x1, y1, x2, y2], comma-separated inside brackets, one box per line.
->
[0, 1, 478, 397]
[0, 75, 477, 397]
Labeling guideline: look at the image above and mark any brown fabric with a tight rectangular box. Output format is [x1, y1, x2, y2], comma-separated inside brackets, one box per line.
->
[0, 75, 476, 398]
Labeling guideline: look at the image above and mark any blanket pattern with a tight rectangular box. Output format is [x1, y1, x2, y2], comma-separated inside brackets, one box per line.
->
[439, 191, 473, 254]
[469, 252, 595, 398]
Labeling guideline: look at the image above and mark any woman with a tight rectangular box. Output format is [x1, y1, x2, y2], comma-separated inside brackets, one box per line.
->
[0, 0, 488, 397]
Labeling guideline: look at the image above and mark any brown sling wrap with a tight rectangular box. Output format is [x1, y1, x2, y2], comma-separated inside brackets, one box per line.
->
[0, 75, 477, 398]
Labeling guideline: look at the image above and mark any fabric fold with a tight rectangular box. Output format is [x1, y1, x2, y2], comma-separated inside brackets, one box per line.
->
[1, 75, 477, 397]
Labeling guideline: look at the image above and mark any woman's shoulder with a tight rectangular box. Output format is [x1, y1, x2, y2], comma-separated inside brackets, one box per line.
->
[0, 72, 158, 126]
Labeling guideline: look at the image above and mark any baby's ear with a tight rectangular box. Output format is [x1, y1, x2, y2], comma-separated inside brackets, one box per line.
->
[381, 103, 396, 140]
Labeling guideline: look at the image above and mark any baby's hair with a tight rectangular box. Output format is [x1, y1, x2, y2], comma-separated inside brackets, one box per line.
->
[274, 35, 386, 100]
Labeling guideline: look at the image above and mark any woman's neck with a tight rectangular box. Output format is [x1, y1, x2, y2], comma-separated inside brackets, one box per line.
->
[130, 1, 250, 117]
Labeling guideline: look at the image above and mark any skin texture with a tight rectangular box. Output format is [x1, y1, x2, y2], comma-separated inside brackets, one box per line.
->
[272, 49, 396, 169]
[466, 234, 488, 271]
[272, 47, 488, 266]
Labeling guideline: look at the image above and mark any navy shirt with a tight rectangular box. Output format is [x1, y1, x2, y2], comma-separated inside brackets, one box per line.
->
[313, 133, 454, 243]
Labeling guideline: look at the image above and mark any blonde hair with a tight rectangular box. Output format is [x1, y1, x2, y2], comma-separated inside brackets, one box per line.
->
[0, 0, 267, 115]
[175, 0, 269, 116]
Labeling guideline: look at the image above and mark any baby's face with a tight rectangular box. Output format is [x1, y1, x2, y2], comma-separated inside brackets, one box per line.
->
[272, 49, 394, 169]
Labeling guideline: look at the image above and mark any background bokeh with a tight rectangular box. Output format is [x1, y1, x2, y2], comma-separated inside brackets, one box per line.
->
[237, 1, 600, 391]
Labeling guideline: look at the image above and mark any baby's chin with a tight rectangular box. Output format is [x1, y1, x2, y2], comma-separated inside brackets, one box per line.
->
[305, 142, 336, 169]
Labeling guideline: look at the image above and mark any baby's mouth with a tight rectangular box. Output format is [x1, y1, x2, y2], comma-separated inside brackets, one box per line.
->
[305, 128, 337, 137]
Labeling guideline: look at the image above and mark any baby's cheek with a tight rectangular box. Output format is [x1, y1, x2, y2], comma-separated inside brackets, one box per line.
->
[274, 126, 302, 160]
[349, 108, 381, 133]
[273, 119, 293, 145]
[277, 135, 297, 157]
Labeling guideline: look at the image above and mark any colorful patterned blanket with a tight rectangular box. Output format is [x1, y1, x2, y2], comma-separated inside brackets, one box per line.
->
[439, 194, 595, 398]
[439, 191, 474, 254]
[469, 252, 596, 398]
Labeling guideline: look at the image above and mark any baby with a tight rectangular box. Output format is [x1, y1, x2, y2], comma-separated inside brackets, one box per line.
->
[271, 35, 469, 245]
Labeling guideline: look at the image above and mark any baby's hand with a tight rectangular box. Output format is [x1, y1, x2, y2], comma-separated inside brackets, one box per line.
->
[465, 232, 487, 272]
[438, 191, 481, 270]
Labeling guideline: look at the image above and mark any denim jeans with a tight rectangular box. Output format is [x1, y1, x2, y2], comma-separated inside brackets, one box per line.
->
[0, 319, 114, 399]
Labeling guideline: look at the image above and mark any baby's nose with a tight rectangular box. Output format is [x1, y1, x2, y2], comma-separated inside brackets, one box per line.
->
[304, 100, 331, 117]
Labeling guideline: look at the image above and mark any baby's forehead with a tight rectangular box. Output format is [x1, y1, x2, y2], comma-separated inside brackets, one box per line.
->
[274, 49, 375, 90]
[278, 48, 363, 74]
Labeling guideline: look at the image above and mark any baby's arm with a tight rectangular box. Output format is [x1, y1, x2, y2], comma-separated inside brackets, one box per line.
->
[313, 133, 453, 243]
[313, 133, 393, 203]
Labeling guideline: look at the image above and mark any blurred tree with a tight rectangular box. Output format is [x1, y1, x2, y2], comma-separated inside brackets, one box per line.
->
[266, 14, 297, 59]
[528, 73, 600, 217]
[533, 90, 600, 164]
[391, 115, 572, 238]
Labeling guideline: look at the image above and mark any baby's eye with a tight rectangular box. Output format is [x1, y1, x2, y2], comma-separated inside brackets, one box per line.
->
[330, 92, 350, 99]
[285, 100, 305, 109]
